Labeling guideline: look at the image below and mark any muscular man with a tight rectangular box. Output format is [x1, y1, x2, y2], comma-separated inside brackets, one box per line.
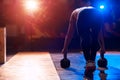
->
[62, 0, 105, 69]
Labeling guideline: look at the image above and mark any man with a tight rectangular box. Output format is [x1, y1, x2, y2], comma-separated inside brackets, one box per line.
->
[62, 0, 105, 70]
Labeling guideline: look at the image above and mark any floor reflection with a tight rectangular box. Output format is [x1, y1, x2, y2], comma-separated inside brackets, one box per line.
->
[83, 69, 93, 80]
[83, 70, 107, 80]
[99, 71, 107, 80]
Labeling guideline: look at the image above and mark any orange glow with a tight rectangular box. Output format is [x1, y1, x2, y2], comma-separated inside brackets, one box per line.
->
[23, 0, 40, 13]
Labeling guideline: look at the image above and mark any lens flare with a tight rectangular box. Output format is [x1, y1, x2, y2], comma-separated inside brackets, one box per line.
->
[100, 5, 105, 9]
[23, 0, 39, 13]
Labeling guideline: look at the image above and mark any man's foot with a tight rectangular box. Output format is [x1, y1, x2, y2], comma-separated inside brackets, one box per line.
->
[83, 69, 93, 80]
[83, 76, 93, 80]
[85, 60, 96, 72]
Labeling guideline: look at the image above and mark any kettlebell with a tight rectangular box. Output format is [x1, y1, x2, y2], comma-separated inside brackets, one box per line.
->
[97, 52, 108, 70]
[60, 52, 70, 68]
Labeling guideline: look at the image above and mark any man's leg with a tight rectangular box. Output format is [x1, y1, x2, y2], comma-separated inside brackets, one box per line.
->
[83, 48, 91, 62]
[83, 47, 96, 72]
[90, 42, 100, 61]
[90, 50, 97, 61]
[81, 39, 91, 62]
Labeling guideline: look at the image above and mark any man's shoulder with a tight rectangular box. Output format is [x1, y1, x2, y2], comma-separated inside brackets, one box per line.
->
[72, 7, 85, 13]
[72, 8, 80, 14]
[71, 8, 84, 17]
[72, 6, 94, 14]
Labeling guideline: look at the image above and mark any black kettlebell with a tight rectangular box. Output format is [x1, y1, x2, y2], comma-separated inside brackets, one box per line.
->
[97, 52, 108, 69]
[60, 52, 70, 68]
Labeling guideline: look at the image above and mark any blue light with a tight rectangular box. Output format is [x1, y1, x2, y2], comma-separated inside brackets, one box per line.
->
[100, 5, 105, 9]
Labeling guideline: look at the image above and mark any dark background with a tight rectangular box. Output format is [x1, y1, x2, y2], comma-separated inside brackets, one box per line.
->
[0, 0, 120, 53]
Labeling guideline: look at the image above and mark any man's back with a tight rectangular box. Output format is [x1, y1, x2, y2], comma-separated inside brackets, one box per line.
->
[77, 8, 103, 39]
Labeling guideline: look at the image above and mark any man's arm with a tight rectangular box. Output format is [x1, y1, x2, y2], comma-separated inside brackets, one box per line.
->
[62, 12, 76, 53]
[98, 27, 105, 53]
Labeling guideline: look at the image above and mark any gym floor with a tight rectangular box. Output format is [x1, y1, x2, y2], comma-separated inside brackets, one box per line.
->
[0, 51, 120, 80]
[51, 51, 120, 80]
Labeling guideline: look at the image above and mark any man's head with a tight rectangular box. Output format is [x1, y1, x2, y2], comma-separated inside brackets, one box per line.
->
[78, 0, 91, 7]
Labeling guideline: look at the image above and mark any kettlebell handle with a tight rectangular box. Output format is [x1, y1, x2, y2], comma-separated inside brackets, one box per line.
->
[64, 52, 67, 59]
